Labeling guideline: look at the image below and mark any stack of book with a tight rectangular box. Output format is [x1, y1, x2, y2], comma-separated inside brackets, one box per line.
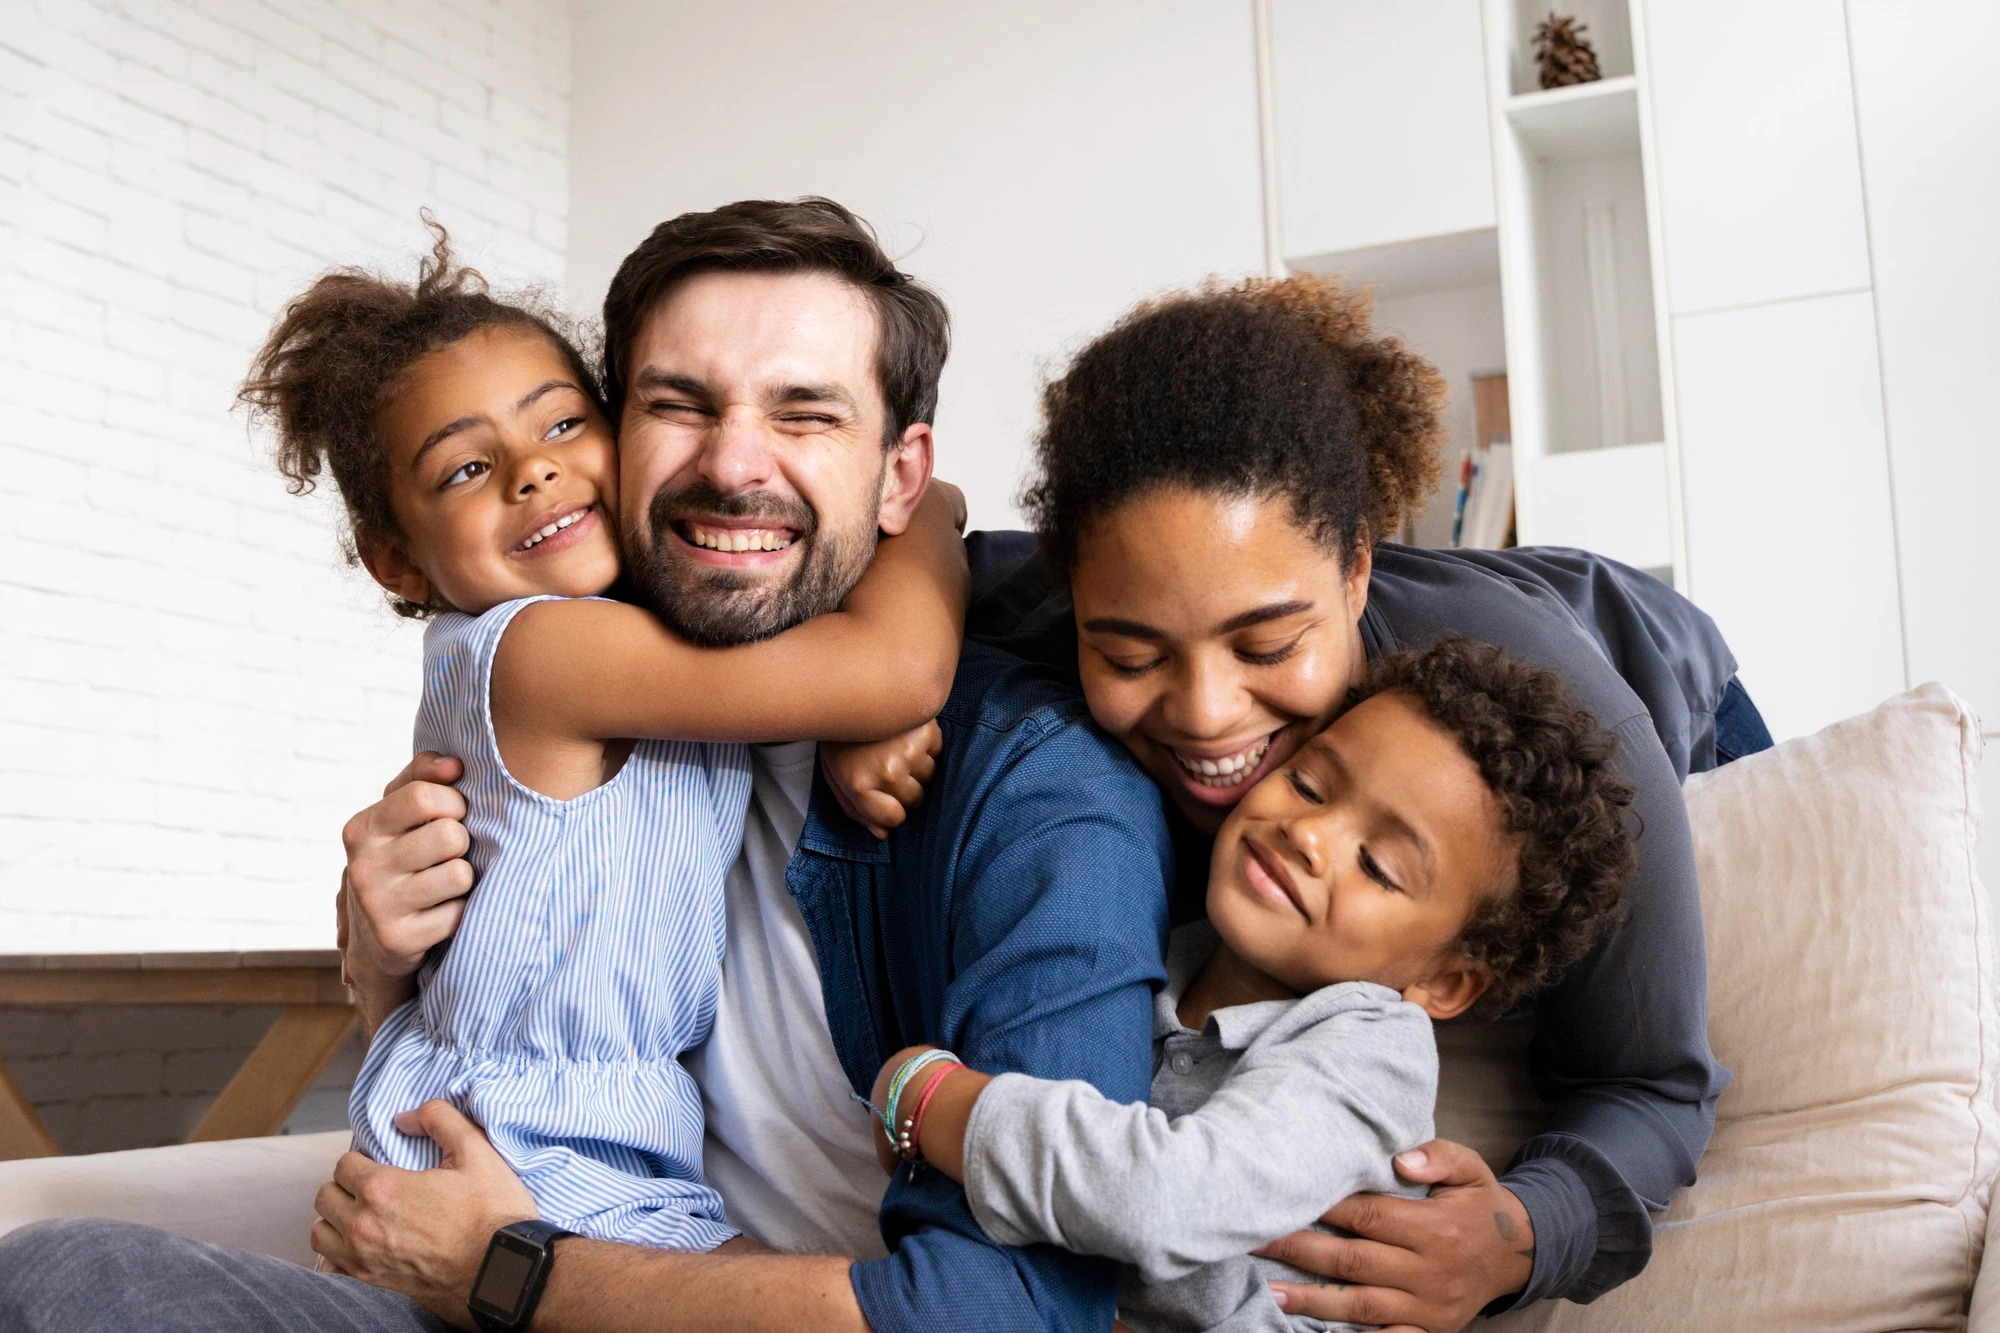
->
[1449, 438, 1515, 549]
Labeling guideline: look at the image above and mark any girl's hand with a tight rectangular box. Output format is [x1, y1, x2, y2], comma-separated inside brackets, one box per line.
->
[869, 1045, 944, 1175]
[928, 478, 968, 533]
[822, 720, 943, 839]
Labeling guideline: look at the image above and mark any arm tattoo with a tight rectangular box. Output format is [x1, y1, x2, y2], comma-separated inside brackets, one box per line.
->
[1493, 1211, 1535, 1261]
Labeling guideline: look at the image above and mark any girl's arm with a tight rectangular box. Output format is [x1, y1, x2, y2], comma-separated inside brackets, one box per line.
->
[492, 484, 968, 748]
[873, 989, 1437, 1286]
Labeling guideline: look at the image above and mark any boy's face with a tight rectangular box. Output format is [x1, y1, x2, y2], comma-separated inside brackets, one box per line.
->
[1207, 690, 1516, 1019]
[366, 325, 622, 615]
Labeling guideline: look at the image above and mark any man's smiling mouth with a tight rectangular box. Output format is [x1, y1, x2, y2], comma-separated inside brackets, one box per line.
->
[679, 522, 797, 553]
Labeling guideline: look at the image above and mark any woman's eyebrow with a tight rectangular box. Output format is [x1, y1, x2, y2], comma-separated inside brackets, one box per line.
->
[1081, 617, 1163, 640]
[1214, 600, 1314, 634]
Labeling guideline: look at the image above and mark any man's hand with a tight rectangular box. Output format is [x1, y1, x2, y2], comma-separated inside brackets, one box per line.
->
[311, 1099, 536, 1329]
[1259, 1139, 1534, 1333]
[821, 721, 943, 839]
[340, 752, 472, 1034]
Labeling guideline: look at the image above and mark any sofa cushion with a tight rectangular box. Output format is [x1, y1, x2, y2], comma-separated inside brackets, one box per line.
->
[1444, 684, 1994, 1332]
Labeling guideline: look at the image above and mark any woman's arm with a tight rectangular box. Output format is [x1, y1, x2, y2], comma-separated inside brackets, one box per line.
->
[492, 485, 968, 747]
[876, 992, 1436, 1286]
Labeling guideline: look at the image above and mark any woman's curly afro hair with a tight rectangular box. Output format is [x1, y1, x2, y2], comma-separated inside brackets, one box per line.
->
[1022, 273, 1446, 571]
[1354, 637, 1638, 1016]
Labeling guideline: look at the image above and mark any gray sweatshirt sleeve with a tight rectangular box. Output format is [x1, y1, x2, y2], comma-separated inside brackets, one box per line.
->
[959, 984, 1437, 1285]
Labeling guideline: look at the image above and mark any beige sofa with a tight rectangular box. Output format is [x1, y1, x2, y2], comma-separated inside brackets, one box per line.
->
[3, 687, 1992, 1330]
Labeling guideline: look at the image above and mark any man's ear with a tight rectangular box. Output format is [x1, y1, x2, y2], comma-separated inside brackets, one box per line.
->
[874, 422, 935, 537]
[1401, 955, 1492, 1022]
[357, 532, 435, 609]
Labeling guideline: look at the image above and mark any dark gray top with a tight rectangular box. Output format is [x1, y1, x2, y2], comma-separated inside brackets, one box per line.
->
[962, 534, 1735, 1308]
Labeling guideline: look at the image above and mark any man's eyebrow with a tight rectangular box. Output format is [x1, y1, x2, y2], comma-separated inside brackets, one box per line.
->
[765, 382, 857, 412]
[412, 416, 483, 469]
[1313, 740, 1437, 891]
[629, 369, 709, 397]
[1215, 600, 1315, 634]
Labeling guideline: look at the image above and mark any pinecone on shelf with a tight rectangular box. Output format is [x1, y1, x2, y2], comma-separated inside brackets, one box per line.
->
[1533, 13, 1602, 89]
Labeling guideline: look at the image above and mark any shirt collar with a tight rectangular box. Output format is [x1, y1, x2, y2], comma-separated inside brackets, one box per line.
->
[796, 771, 892, 864]
[1153, 922, 1300, 1051]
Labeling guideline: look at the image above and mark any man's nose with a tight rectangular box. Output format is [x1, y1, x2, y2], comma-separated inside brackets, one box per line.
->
[696, 410, 779, 495]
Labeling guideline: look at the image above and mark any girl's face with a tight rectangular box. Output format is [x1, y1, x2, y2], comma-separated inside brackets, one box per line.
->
[1069, 487, 1372, 834]
[366, 325, 622, 616]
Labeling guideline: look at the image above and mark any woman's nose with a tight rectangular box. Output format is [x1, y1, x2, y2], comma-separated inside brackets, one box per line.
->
[1163, 656, 1249, 740]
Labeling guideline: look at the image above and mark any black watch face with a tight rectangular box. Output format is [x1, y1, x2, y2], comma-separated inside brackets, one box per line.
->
[469, 1231, 541, 1321]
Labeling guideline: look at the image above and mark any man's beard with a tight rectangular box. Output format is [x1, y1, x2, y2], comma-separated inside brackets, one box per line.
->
[623, 477, 880, 647]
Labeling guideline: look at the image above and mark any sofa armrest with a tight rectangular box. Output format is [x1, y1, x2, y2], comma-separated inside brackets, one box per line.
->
[1973, 1183, 2000, 1333]
[0, 1132, 346, 1268]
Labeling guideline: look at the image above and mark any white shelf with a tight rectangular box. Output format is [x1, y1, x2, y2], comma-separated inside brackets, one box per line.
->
[1505, 75, 1638, 162]
[1286, 226, 1500, 297]
[1516, 441, 1672, 571]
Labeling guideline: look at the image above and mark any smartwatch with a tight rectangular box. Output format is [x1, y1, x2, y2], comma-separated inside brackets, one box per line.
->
[467, 1219, 576, 1333]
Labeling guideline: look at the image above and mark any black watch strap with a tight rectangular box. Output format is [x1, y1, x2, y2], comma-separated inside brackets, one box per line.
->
[467, 1219, 576, 1332]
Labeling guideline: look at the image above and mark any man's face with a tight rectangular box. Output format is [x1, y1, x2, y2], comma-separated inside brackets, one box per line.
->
[617, 269, 902, 645]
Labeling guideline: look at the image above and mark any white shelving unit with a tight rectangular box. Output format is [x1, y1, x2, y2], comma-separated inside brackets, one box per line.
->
[1480, 0, 1681, 582]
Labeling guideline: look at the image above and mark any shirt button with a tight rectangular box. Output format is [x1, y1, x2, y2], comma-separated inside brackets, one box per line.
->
[1169, 1051, 1194, 1075]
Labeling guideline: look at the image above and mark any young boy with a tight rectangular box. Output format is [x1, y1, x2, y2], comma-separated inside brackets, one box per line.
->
[866, 636, 1637, 1333]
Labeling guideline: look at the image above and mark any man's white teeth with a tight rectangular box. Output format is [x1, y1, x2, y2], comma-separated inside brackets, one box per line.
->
[1174, 737, 1272, 788]
[518, 509, 586, 551]
[685, 525, 794, 553]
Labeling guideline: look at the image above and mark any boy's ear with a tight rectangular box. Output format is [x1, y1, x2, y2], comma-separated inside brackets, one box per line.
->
[357, 532, 434, 608]
[1401, 955, 1492, 1022]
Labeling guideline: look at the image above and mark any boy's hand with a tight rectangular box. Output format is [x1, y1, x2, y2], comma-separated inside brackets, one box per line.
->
[821, 721, 943, 839]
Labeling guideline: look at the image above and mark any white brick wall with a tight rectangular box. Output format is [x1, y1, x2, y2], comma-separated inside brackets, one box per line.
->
[0, 0, 572, 952]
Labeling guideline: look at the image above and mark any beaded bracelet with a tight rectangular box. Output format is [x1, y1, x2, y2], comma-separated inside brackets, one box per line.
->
[899, 1060, 962, 1163]
[854, 1048, 961, 1155]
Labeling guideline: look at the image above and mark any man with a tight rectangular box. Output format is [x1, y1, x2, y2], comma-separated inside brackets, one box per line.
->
[0, 199, 1172, 1332]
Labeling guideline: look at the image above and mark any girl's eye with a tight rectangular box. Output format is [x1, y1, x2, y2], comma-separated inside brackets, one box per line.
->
[1286, 769, 1322, 803]
[442, 460, 488, 488]
[1239, 638, 1303, 667]
[543, 416, 584, 442]
[1360, 847, 1401, 894]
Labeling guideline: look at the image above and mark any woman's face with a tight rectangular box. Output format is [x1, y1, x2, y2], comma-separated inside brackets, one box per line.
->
[1070, 487, 1372, 834]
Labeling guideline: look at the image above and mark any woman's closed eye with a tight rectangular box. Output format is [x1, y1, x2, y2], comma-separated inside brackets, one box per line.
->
[1100, 653, 1165, 679]
[1237, 636, 1304, 667]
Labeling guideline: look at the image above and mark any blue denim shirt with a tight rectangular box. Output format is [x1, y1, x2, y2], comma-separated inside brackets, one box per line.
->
[791, 641, 1173, 1332]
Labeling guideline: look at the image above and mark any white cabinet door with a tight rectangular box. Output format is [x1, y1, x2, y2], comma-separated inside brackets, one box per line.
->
[1847, 0, 2000, 735]
[1273, 0, 1492, 260]
[1643, 0, 1872, 314]
[1673, 291, 1904, 742]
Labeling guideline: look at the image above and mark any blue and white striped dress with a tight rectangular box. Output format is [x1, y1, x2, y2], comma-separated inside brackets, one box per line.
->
[348, 596, 753, 1250]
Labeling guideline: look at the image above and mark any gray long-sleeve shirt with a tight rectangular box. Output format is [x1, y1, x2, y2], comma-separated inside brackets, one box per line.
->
[963, 535, 1734, 1308]
[962, 923, 1434, 1333]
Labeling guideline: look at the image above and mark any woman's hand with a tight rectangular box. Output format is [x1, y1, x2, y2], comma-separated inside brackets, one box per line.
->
[1258, 1140, 1534, 1333]
[311, 1099, 536, 1327]
[339, 752, 473, 1034]
[821, 721, 943, 839]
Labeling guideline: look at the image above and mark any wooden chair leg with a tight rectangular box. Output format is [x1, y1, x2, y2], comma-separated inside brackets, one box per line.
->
[186, 1004, 358, 1143]
[0, 1057, 60, 1160]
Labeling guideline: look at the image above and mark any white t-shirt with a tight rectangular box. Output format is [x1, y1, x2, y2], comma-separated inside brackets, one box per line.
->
[686, 740, 891, 1258]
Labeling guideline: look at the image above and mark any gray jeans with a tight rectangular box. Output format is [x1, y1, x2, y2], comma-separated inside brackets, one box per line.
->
[0, 1218, 447, 1332]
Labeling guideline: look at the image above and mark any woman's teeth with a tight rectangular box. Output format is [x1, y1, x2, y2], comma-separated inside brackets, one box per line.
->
[517, 509, 587, 551]
[1172, 736, 1272, 788]
[685, 525, 794, 553]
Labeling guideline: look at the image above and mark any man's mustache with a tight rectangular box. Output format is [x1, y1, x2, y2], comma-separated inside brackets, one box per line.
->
[640, 481, 819, 547]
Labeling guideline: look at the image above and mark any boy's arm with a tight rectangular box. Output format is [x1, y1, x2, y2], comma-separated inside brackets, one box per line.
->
[898, 992, 1436, 1284]
[492, 485, 968, 745]
[847, 715, 1174, 1333]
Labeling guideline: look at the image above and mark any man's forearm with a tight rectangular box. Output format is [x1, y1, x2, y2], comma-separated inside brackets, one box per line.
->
[537, 1240, 867, 1333]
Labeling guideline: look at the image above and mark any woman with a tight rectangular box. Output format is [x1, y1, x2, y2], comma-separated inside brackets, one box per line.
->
[960, 275, 1764, 1328]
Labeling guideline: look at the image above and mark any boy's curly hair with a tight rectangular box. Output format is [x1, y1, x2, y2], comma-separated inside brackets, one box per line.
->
[1022, 272, 1445, 571]
[238, 217, 601, 618]
[1354, 637, 1637, 1016]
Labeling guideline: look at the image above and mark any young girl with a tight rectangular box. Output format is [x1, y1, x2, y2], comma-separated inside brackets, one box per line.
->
[863, 638, 1636, 1333]
[241, 227, 966, 1251]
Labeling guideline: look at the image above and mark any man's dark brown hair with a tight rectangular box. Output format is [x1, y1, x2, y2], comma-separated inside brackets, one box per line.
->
[599, 197, 951, 446]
